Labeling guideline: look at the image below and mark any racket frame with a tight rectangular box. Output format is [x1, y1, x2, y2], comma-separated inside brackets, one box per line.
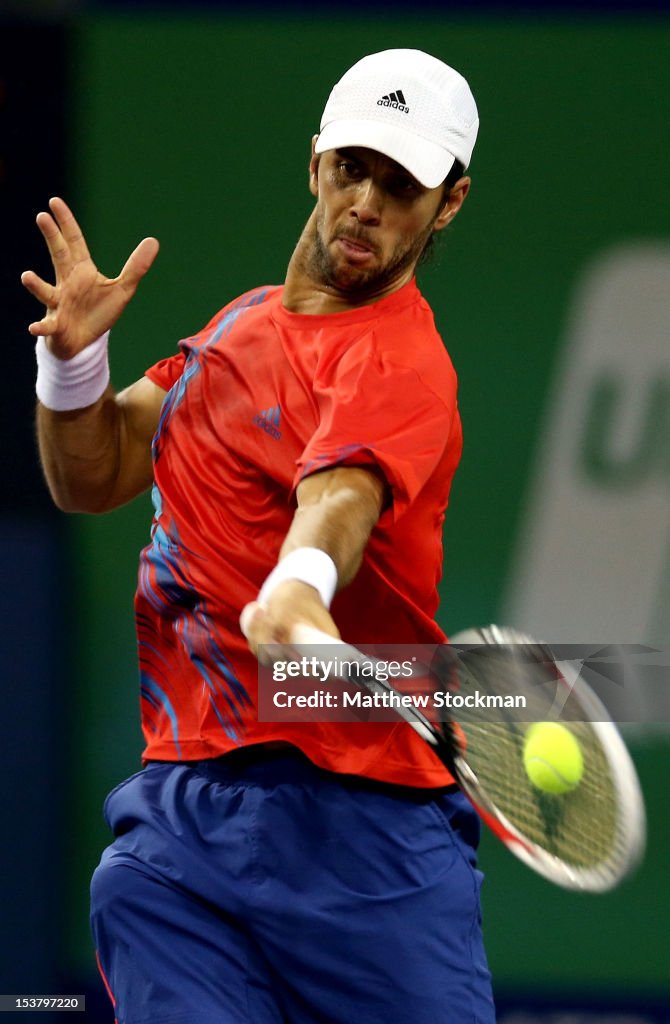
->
[288, 624, 646, 892]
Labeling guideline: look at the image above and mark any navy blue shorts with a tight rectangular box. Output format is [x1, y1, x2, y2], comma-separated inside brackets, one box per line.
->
[91, 749, 495, 1024]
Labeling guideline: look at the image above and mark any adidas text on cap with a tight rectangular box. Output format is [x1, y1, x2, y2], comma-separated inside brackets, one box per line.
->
[315, 49, 479, 189]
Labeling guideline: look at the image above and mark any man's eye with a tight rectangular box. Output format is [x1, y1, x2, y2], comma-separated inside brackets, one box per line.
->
[338, 161, 361, 177]
[391, 177, 419, 195]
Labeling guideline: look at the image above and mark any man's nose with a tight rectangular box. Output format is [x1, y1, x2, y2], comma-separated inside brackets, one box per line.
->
[350, 179, 383, 224]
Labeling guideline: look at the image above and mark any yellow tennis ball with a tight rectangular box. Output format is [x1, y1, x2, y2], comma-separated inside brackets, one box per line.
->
[523, 723, 584, 794]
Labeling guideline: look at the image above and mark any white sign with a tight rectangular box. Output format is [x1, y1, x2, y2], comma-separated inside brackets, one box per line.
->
[503, 245, 670, 725]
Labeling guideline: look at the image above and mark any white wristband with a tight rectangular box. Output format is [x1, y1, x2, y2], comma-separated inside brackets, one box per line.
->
[258, 547, 338, 609]
[36, 332, 111, 411]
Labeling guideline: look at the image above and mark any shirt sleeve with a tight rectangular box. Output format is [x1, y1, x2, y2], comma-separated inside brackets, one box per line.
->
[145, 351, 188, 392]
[144, 286, 279, 392]
[294, 335, 457, 522]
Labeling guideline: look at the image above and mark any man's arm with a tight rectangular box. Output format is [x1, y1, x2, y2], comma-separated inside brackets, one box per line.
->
[282, 466, 385, 585]
[242, 466, 387, 648]
[37, 376, 167, 513]
[22, 197, 161, 513]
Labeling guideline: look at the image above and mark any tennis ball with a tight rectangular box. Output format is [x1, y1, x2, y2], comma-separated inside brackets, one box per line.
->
[523, 723, 584, 794]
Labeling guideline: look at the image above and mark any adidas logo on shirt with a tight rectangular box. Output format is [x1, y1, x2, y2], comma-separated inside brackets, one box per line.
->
[253, 404, 282, 441]
[377, 89, 409, 114]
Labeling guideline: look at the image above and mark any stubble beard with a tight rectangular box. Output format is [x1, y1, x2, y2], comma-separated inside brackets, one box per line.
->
[305, 210, 435, 300]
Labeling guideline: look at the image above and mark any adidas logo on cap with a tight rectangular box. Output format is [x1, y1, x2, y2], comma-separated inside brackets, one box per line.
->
[377, 89, 409, 114]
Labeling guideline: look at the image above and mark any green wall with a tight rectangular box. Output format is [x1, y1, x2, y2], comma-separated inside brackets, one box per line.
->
[68, 14, 670, 996]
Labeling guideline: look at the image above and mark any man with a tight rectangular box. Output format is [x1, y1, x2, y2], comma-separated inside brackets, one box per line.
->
[23, 49, 494, 1024]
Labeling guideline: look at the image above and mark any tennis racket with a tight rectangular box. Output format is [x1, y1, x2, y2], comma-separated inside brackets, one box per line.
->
[287, 623, 646, 893]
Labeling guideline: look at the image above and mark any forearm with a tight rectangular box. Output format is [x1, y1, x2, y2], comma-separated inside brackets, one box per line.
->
[36, 384, 125, 513]
[281, 468, 385, 588]
[241, 466, 387, 647]
[35, 353, 164, 515]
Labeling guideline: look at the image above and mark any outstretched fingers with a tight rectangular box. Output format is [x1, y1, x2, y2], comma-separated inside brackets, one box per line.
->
[26, 310, 60, 339]
[20, 269, 55, 306]
[20, 270, 58, 336]
[48, 196, 91, 264]
[32, 197, 92, 282]
[119, 237, 160, 292]
[35, 208, 72, 279]
[23, 198, 160, 341]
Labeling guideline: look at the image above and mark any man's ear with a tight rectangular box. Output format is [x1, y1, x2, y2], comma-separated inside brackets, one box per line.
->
[433, 176, 471, 233]
[309, 135, 320, 197]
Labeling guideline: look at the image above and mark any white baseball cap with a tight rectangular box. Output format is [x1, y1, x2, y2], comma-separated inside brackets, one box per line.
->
[315, 49, 479, 189]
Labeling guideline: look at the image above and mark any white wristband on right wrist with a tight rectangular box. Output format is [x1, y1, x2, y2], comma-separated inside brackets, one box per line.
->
[258, 547, 338, 609]
[35, 332, 111, 412]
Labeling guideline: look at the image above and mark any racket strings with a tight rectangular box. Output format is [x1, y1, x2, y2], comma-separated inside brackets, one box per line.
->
[436, 646, 631, 882]
[459, 721, 618, 869]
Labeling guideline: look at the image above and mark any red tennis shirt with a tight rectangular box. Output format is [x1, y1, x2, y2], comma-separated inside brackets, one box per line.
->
[138, 278, 462, 786]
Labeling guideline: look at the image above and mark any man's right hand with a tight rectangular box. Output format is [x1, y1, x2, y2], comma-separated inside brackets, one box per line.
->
[21, 196, 159, 359]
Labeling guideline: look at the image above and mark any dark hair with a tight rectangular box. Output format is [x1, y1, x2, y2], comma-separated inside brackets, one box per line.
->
[418, 158, 466, 267]
[444, 158, 466, 193]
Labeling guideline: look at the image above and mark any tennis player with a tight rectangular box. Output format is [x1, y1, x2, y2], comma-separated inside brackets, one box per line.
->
[23, 49, 494, 1024]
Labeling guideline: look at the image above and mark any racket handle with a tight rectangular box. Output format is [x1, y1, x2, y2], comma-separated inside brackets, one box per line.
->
[240, 608, 342, 649]
[290, 623, 343, 647]
[292, 624, 438, 747]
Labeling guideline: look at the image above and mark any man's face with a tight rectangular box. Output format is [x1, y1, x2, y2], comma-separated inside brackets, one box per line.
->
[306, 145, 467, 300]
